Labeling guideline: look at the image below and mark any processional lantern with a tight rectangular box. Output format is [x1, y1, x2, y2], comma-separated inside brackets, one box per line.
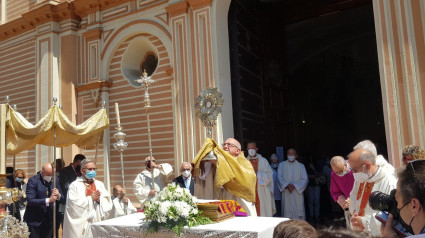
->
[135, 70, 156, 188]
[194, 88, 224, 138]
[113, 102, 128, 189]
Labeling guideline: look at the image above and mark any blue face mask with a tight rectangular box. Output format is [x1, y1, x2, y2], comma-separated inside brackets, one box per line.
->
[15, 177, 23, 183]
[86, 171, 96, 179]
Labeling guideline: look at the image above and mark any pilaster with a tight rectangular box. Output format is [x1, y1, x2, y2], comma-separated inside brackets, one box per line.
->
[35, 21, 61, 170]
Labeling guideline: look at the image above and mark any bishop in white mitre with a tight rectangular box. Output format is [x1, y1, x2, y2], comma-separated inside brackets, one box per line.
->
[277, 148, 308, 220]
[63, 159, 113, 238]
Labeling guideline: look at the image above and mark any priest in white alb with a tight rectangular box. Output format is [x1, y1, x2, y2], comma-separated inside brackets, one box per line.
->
[277, 148, 308, 220]
[63, 159, 113, 238]
[133, 156, 173, 208]
[246, 142, 275, 217]
[348, 146, 397, 236]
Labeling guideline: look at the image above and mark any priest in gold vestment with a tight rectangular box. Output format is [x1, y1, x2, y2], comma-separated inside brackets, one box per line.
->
[193, 138, 257, 216]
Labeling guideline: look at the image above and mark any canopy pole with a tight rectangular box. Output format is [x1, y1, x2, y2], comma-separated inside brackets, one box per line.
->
[52, 98, 57, 238]
[53, 125, 57, 238]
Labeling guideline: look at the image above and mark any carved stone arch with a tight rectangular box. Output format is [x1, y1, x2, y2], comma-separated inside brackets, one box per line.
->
[100, 20, 173, 82]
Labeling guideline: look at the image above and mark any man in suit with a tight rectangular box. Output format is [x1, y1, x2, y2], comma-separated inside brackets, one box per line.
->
[24, 162, 63, 238]
[58, 154, 85, 226]
[173, 162, 194, 195]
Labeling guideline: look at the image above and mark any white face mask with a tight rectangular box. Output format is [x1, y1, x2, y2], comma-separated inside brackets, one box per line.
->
[248, 149, 256, 157]
[353, 165, 369, 183]
[337, 170, 348, 177]
[182, 170, 191, 178]
[43, 176, 52, 182]
[271, 163, 278, 169]
[287, 155, 296, 161]
[337, 165, 351, 177]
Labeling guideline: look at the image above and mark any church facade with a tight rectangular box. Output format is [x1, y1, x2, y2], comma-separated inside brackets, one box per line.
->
[0, 0, 424, 202]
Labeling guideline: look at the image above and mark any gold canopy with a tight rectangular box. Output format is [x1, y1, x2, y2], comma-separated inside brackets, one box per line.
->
[4, 104, 109, 155]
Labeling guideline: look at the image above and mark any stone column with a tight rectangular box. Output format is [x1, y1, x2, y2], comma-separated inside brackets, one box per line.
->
[373, 0, 425, 167]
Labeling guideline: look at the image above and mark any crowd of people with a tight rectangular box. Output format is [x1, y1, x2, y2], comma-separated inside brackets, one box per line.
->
[8, 138, 425, 238]
[272, 141, 425, 237]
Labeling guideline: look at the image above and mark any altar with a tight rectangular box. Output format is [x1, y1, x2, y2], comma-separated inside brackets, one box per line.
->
[91, 212, 289, 238]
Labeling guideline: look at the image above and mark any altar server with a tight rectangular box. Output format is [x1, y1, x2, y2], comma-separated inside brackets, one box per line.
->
[63, 159, 112, 238]
[108, 185, 137, 219]
[246, 142, 275, 217]
[277, 148, 308, 220]
[133, 156, 173, 208]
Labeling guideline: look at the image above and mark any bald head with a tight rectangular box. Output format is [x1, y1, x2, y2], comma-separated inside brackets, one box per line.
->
[223, 138, 242, 157]
[330, 156, 346, 175]
[113, 185, 123, 197]
[348, 149, 377, 176]
[41, 163, 53, 176]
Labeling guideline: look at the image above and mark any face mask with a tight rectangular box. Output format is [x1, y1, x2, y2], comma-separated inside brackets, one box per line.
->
[182, 170, 191, 178]
[271, 163, 278, 169]
[248, 149, 256, 157]
[337, 166, 350, 177]
[353, 164, 369, 183]
[75, 166, 81, 172]
[337, 170, 348, 177]
[86, 171, 96, 179]
[287, 155, 296, 161]
[15, 177, 23, 183]
[400, 215, 415, 235]
[43, 176, 52, 182]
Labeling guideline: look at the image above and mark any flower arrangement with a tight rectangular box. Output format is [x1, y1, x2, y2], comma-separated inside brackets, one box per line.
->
[143, 183, 212, 236]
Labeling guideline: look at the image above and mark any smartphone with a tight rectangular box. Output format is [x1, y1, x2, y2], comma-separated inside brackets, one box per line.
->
[375, 211, 412, 237]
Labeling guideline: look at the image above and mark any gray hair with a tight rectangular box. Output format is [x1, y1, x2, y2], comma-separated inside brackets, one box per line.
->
[330, 156, 345, 166]
[81, 158, 95, 169]
[353, 140, 377, 157]
[270, 154, 278, 161]
[181, 162, 192, 169]
[359, 150, 376, 164]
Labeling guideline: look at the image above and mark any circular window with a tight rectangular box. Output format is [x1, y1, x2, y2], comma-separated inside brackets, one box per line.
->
[121, 37, 158, 86]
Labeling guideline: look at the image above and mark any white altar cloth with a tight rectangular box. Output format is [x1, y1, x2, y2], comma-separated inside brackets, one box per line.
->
[91, 212, 289, 238]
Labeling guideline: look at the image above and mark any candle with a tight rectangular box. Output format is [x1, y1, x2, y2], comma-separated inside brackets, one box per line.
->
[115, 102, 121, 126]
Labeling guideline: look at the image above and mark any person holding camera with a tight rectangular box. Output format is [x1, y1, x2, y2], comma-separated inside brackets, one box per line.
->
[382, 160, 425, 237]
[133, 156, 173, 208]
[348, 148, 397, 236]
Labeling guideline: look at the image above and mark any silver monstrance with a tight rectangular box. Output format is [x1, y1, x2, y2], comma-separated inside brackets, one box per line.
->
[195, 88, 224, 138]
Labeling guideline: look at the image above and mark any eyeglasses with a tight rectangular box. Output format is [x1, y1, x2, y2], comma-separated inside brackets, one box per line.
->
[397, 200, 411, 214]
[352, 163, 365, 173]
[84, 168, 97, 171]
[222, 143, 238, 148]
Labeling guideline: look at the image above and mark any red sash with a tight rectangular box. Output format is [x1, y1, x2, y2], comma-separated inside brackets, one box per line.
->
[356, 182, 375, 216]
[85, 181, 97, 196]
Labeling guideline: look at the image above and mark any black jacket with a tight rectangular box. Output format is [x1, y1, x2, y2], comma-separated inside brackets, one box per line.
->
[172, 175, 194, 195]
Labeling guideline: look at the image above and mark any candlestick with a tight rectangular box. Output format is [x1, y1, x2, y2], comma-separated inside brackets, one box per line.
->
[115, 102, 121, 126]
